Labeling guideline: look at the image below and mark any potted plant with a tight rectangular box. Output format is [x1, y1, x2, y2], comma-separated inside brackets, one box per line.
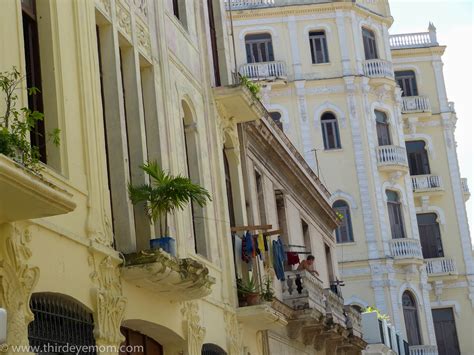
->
[0, 67, 60, 173]
[237, 276, 260, 306]
[128, 161, 211, 256]
[260, 275, 274, 302]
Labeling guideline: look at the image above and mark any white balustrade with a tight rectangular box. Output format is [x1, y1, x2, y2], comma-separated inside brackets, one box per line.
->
[409, 345, 438, 355]
[376, 145, 408, 167]
[461, 178, 469, 194]
[239, 61, 287, 80]
[390, 33, 434, 49]
[401, 96, 431, 113]
[411, 175, 442, 192]
[425, 257, 457, 276]
[362, 59, 394, 78]
[389, 239, 423, 259]
[224, 0, 275, 9]
[281, 270, 325, 313]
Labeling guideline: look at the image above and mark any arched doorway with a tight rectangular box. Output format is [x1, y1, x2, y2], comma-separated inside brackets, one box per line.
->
[202, 343, 227, 355]
[28, 293, 96, 353]
[402, 291, 422, 345]
[120, 327, 163, 355]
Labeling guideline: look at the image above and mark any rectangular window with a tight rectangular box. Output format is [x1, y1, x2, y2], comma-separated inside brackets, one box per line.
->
[387, 191, 406, 239]
[22, 0, 46, 163]
[245, 34, 274, 63]
[309, 31, 329, 64]
[406, 141, 430, 175]
[362, 28, 378, 60]
[395, 71, 418, 97]
[207, 0, 220, 86]
[375, 111, 391, 146]
[432, 308, 461, 355]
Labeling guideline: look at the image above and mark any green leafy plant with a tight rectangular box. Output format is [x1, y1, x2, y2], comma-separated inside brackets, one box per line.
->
[260, 276, 274, 302]
[128, 161, 212, 237]
[363, 306, 390, 321]
[237, 277, 258, 295]
[0, 67, 60, 172]
[240, 76, 261, 98]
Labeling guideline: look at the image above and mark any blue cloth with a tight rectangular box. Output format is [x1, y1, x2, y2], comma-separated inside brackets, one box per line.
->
[273, 238, 286, 281]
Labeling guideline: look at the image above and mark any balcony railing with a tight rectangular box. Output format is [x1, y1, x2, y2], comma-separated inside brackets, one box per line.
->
[363, 59, 394, 79]
[389, 239, 423, 259]
[426, 257, 457, 276]
[323, 288, 346, 326]
[224, 0, 275, 9]
[390, 32, 435, 49]
[401, 96, 431, 113]
[239, 61, 287, 80]
[411, 175, 443, 192]
[409, 345, 438, 355]
[281, 270, 325, 313]
[461, 178, 469, 194]
[376, 145, 408, 169]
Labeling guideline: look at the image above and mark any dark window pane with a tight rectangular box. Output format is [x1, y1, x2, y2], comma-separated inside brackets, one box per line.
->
[417, 213, 444, 258]
[406, 141, 430, 175]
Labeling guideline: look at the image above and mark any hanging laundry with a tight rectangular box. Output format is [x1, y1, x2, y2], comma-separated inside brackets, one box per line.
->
[241, 231, 253, 263]
[272, 238, 286, 281]
[257, 233, 265, 252]
[286, 252, 300, 266]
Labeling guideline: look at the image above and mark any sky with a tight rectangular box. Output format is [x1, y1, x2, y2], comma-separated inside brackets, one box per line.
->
[389, 0, 474, 247]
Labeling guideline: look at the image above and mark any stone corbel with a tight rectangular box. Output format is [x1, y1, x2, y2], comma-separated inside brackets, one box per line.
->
[181, 301, 205, 355]
[407, 117, 418, 134]
[433, 281, 443, 302]
[89, 255, 127, 351]
[0, 224, 39, 352]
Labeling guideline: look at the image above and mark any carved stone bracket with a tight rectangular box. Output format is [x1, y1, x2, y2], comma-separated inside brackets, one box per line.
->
[89, 254, 127, 349]
[181, 301, 205, 355]
[0, 223, 39, 351]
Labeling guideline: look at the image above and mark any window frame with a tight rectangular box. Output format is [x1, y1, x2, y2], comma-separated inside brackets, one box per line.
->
[386, 190, 406, 239]
[321, 112, 342, 150]
[417, 213, 444, 258]
[375, 110, 391, 146]
[309, 30, 329, 64]
[245, 33, 274, 63]
[395, 70, 418, 97]
[406, 140, 431, 176]
[333, 200, 354, 243]
[362, 28, 378, 60]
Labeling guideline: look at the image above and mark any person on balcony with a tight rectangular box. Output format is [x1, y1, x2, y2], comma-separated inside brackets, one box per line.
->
[297, 255, 319, 277]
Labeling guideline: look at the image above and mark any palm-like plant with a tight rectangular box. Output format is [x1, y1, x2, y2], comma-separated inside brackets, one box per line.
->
[128, 161, 211, 238]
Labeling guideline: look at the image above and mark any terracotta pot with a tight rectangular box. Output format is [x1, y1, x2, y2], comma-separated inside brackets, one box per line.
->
[245, 292, 260, 306]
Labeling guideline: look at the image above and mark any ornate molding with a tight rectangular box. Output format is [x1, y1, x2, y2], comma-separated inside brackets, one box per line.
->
[136, 20, 151, 58]
[116, 1, 132, 37]
[0, 224, 39, 349]
[224, 310, 242, 355]
[181, 301, 205, 354]
[89, 255, 127, 346]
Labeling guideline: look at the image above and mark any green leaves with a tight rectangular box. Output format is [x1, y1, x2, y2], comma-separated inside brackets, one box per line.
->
[240, 75, 261, 98]
[128, 161, 212, 236]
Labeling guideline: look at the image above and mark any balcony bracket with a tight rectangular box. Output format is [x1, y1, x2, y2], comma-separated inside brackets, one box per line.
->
[121, 249, 215, 301]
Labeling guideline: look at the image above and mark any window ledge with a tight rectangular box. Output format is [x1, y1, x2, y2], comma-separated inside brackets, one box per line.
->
[323, 148, 344, 152]
[312, 62, 331, 66]
[337, 241, 356, 246]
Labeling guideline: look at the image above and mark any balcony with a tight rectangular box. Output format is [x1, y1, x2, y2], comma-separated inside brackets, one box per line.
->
[0, 154, 76, 223]
[390, 32, 437, 50]
[389, 239, 423, 264]
[409, 345, 438, 355]
[376, 145, 409, 173]
[213, 81, 267, 124]
[461, 178, 470, 200]
[362, 312, 408, 354]
[225, 0, 275, 9]
[426, 257, 458, 280]
[239, 61, 287, 81]
[362, 59, 394, 79]
[401, 96, 431, 113]
[121, 248, 215, 300]
[282, 270, 325, 314]
[411, 175, 443, 193]
[236, 300, 289, 330]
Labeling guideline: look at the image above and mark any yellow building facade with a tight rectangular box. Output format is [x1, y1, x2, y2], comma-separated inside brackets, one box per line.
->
[228, 1, 473, 355]
[0, 0, 366, 355]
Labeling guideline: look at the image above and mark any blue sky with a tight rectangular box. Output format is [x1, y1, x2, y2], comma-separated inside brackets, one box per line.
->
[389, 0, 474, 246]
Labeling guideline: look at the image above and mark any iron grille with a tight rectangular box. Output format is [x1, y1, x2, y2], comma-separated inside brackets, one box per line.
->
[28, 293, 96, 354]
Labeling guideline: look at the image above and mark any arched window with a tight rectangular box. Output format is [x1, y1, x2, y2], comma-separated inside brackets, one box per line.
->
[417, 213, 444, 258]
[202, 343, 227, 355]
[395, 70, 418, 97]
[362, 28, 378, 60]
[309, 31, 329, 64]
[406, 140, 430, 176]
[375, 110, 391, 146]
[269, 111, 283, 130]
[321, 112, 341, 150]
[121, 327, 164, 355]
[245, 33, 274, 63]
[182, 101, 207, 257]
[386, 190, 406, 239]
[402, 291, 422, 346]
[28, 293, 96, 353]
[333, 200, 354, 243]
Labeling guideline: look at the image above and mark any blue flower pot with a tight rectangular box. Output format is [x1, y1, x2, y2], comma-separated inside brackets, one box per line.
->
[150, 237, 176, 256]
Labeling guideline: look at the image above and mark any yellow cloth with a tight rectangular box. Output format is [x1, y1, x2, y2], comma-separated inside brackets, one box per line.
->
[257, 233, 265, 252]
